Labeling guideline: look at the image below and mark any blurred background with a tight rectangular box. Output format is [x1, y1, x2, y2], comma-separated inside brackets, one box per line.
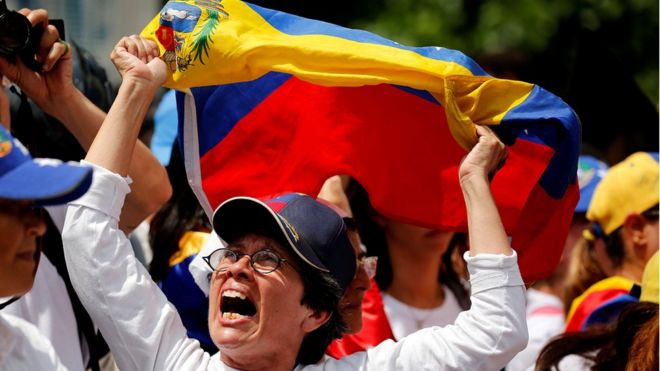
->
[8, 0, 659, 163]
[8, 0, 160, 77]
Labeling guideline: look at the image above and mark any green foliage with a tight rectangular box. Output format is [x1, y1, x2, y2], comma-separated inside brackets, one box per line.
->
[349, 0, 658, 103]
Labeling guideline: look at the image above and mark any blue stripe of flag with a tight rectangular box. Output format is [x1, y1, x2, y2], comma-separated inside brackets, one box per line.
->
[501, 85, 581, 198]
[182, 72, 292, 157]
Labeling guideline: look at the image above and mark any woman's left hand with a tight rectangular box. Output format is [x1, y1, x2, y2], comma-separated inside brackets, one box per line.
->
[458, 125, 507, 185]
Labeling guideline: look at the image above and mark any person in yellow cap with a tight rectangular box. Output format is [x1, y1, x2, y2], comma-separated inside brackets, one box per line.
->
[564, 152, 659, 332]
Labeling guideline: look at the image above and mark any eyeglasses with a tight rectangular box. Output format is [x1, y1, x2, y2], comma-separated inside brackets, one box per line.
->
[203, 248, 289, 274]
[358, 256, 378, 280]
[0, 200, 43, 223]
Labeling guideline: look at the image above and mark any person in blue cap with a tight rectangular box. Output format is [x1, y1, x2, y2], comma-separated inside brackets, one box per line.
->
[0, 122, 93, 369]
[0, 8, 172, 371]
[60, 33, 527, 371]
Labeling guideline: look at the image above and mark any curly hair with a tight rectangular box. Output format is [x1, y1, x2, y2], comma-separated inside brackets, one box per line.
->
[295, 259, 347, 364]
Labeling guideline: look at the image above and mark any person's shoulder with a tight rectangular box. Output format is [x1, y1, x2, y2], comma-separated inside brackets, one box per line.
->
[298, 348, 371, 370]
[0, 312, 41, 338]
[0, 312, 64, 368]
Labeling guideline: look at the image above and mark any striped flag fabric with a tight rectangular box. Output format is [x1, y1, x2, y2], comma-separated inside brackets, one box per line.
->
[142, 0, 581, 281]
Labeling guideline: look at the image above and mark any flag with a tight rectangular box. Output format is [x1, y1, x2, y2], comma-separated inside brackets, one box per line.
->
[565, 276, 636, 332]
[142, 0, 581, 281]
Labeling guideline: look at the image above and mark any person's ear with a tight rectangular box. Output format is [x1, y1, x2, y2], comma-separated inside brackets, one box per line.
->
[623, 213, 648, 247]
[301, 308, 331, 333]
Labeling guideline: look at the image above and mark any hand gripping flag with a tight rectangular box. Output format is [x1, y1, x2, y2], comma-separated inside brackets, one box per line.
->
[142, 0, 581, 281]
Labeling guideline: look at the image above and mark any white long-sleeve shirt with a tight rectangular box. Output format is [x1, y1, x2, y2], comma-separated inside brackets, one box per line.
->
[61, 163, 527, 371]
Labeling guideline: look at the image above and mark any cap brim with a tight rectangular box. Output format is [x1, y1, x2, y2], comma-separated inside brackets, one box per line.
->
[213, 197, 329, 272]
[0, 159, 93, 205]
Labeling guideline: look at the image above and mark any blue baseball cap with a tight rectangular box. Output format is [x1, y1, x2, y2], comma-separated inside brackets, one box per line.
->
[0, 126, 93, 205]
[212, 193, 356, 293]
[575, 155, 609, 213]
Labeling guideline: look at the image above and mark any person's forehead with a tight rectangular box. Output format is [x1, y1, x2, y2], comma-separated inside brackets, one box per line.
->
[0, 199, 32, 207]
[0, 199, 36, 216]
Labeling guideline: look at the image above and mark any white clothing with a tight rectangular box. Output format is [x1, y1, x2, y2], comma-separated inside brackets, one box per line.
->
[189, 231, 224, 297]
[4, 204, 88, 371]
[4, 255, 85, 371]
[0, 312, 67, 370]
[556, 354, 593, 370]
[382, 286, 463, 340]
[507, 288, 565, 371]
[129, 220, 153, 265]
[62, 163, 528, 371]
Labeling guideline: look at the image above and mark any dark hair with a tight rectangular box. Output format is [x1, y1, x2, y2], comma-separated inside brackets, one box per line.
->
[626, 307, 659, 371]
[345, 179, 470, 309]
[442, 233, 471, 309]
[149, 145, 211, 282]
[296, 264, 347, 364]
[535, 301, 659, 371]
[602, 228, 625, 268]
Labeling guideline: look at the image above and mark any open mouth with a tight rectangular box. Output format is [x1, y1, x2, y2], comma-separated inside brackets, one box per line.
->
[221, 290, 257, 320]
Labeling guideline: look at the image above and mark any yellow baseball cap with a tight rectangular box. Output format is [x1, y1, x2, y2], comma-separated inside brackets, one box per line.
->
[587, 152, 659, 235]
[640, 251, 659, 304]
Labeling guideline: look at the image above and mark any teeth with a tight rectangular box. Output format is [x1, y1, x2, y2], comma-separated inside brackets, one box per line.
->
[222, 290, 246, 300]
[222, 312, 247, 320]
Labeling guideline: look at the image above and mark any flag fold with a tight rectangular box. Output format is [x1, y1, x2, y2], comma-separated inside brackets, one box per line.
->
[142, 0, 581, 281]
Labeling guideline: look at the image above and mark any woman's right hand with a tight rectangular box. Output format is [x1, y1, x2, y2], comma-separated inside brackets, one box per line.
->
[110, 35, 166, 90]
[0, 8, 73, 115]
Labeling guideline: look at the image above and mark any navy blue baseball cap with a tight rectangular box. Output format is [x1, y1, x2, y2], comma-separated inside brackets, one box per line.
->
[212, 192, 356, 293]
[575, 155, 609, 213]
[0, 126, 93, 205]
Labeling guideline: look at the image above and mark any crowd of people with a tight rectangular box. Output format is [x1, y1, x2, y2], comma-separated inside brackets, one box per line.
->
[0, 5, 657, 371]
